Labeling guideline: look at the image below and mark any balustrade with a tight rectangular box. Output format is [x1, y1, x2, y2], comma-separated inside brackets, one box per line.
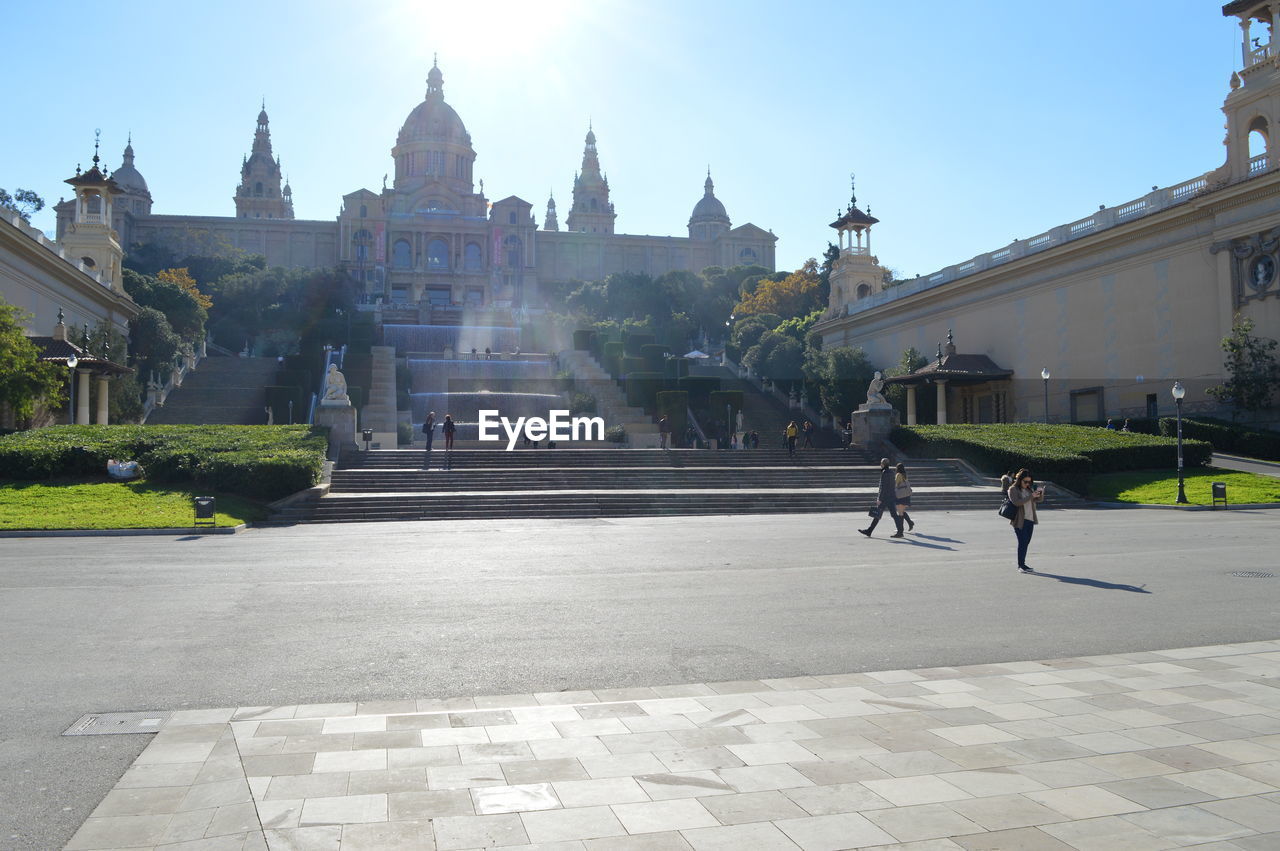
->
[1250, 153, 1269, 174]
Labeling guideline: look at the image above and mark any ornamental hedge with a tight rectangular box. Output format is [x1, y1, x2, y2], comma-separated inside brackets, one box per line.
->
[890, 423, 1212, 495]
[0, 425, 327, 501]
[1158, 417, 1280, 461]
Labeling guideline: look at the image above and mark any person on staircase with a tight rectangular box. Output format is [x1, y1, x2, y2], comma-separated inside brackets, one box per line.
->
[442, 414, 456, 451]
[860, 458, 905, 538]
[658, 415, 671, 449]
[423, 411, 436, 452]
[802, 420, 815, 449]
[785, 421, 799, 457]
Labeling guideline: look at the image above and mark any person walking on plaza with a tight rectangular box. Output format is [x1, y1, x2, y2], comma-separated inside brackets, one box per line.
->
[860, 458, 904, 538]
[658, 414, 671, 449]
[894, 462, 915, 532]
[442, 413, 456, 451]
[1007, 467, 1045, 572]
[785, 421, 799, 457]
[423, 411, 437, 452]
[802, 420, 815, 449]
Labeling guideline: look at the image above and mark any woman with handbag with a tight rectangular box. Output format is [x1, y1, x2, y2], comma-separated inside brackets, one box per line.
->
[894, 462, 915, 532]
[1007, 468, 1045, 572]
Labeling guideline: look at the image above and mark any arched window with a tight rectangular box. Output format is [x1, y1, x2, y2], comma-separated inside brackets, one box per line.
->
[392, 239, 412, 268]
[359, 204, 368, 218]
[81, 256, 96, 268]
[739, 247, 758, 265]
[352, 229, 371, 263]
[86, 193, 101, 214]
[254, 182, 263, 196]
[427, 238, 449, 270]
[856, 283, 871, 300]
[464, 242, 482, 272]
[504, 235, 522, 268]
[508, 211, 517, 225]
[1249, 115, 1269, 167]
[590, 198, 598, 212]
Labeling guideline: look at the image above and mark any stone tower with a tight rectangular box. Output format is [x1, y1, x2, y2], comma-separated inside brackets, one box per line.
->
[235, 105, 294, 219]
[60, 133, 125, 293]
[1221, 1, 1280, 182]
[826, 178, 887, 312]
[566, 124, 616, 234]
[688, 169, 731, 241]
[543, 191, 559, 231]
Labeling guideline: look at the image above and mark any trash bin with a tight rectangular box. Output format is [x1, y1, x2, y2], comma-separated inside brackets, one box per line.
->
[362, 428, 373, 451]
[194, 496, 216, 527]
[1212, 482, 1227, 509]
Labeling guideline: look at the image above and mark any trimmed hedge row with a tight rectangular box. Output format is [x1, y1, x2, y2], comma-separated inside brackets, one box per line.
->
[1159, 417, 1280, 461]
[891, 423, 1212, 495]
[0, 425, 327, 502]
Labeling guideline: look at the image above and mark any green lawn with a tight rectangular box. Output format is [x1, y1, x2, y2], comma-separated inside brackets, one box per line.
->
[0, 480, 267, 530]
[1088, 467, 1280, 505]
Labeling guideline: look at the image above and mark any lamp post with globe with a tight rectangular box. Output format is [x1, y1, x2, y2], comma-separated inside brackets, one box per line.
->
[66, 353, 79, 424]
[1173, 380, 1188, 504]
[1041, 367, 1050, 423]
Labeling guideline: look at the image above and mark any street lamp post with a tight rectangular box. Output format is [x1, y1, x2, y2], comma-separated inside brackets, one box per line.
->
[1173, 380, 1188, 504]
[67, 353, 79, 424]
[1041, 367, 1050, 424]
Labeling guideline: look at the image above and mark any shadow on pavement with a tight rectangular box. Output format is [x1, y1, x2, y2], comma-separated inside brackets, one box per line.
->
[1031, 571, 1151, 593]
[911, 533, 964, 544]
[888, 537, 955, 551]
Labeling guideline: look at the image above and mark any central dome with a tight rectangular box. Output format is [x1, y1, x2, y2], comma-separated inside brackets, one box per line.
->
[397, 63, 470, 146]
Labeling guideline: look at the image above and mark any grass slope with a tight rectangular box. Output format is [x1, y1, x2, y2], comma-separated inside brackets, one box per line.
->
[0, 480, 266, 530]
[1088, 467, 1280, 505]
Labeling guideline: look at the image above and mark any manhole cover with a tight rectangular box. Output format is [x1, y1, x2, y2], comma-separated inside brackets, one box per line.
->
[1229, 571, 1276, 579]
[63, 711, 171, 736]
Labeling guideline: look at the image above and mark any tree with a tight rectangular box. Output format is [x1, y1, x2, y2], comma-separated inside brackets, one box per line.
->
[744, 330, 805, 390]
[1207, 314, 1280, 416]
[733, 259, 825, 319]
[0, 296, 66, 424]
[0, 188, 44, 223]
[157, 268, 213, 310]
[803, 345, 877, 420]
[884, 346, 931, 421]
[128, 307, 183, 382]
[122, 268, 206, 344]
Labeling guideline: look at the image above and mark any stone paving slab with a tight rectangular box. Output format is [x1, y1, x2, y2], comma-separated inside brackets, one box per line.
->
[66, 640, 1280, 849]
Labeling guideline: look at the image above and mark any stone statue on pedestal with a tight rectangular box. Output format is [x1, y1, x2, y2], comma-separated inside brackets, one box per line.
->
[865, 371, 887, 407]
[320, 363, 350, 406]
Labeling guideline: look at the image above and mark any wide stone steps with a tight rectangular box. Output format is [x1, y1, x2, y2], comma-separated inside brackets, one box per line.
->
[329, 469, 970, 492]
[147, 357, 283, 426]
[336, 449, 881, 469]
[271, 489, 1005, 524]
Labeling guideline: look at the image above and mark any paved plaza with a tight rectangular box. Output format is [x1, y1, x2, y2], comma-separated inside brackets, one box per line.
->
[2, 508, 1279, 848]
[64, 640, 1280, 849]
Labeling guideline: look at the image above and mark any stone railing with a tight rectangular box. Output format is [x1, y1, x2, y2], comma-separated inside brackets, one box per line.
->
[831, 167, 1239, 322]
[142, 348, 204, 422]
[5, 212, 113, 291]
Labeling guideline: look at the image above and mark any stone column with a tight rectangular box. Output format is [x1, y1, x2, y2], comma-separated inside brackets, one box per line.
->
[906, 385, 917, 425]
[1242, 19, 1252, 66]
[96, 377, 110, 425]
[76, 370, 92, 425]
[935, 379, 947, 425]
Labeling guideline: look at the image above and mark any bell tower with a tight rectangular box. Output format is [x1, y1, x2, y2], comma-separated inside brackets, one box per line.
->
[235, 104, 294, 219]
[566, 124, 616, 234]
[61, 131, 125, 293]
[826, 176, 887, 314]
[1222, 2, 1280, 181]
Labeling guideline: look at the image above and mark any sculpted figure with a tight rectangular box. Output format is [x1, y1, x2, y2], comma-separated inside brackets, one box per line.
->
[866, 371, 887, 406]
[322, 363, 349, 402]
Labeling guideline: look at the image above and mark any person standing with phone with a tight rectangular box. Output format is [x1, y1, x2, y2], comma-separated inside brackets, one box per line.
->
[1008, 468, 1045, 572]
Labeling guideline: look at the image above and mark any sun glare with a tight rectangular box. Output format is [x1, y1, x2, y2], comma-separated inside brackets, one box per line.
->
[398, 0, 581, 59]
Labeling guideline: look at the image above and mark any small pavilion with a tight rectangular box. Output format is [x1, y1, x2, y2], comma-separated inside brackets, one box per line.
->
[883, 331, 1013, 424]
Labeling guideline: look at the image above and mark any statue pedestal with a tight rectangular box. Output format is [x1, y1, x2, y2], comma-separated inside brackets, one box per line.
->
[314, 404, 358, 460]
[849, 404, 899, 451]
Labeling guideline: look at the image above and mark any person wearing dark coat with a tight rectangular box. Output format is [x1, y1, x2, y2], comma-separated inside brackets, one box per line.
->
[860, 457, 904, 538]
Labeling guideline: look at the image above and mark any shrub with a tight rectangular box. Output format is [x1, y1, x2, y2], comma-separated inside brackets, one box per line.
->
[572, 329, 596, 351]
[708, 391, 745, 429]
[664, 357, 691, 381]
[0, 424, 326, 501]
[655, 391, 688, 439]
[890, 423, 1212, 495]
[397, 421, 414, 446]
[678, 376, 720, 406]
[1159, 416, 1280, 461]
[625, 372, 664, 410]
[264, 385, 304, 425]
[640, 343, 668, 372]
[570, 392, 597, 416]
[1076, 417, 1159, 435]
[621, 356, 644, 378]
[623, 332, 655, 356]
[604, 424, 626, 443]
[602, 341, 624, 378]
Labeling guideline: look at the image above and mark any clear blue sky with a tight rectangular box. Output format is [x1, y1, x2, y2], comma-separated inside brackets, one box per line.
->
[3, 1, 1238, 276]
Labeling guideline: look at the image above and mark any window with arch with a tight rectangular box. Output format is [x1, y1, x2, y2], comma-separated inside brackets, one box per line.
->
[81, 256, 96, 268]
[359, 204, 368, 218]
[254, 181, 263, 196]
[427, 238, 449, 270]
[1249, 115, 1270, 170]
[352, 228, 372, 263]
[590, 198, 598, 212]
[508, 211, 517, 225]
[504, 235, 522, 268]
[464, 242, 482, 272]
[85, 192, 102, 214]
[392, 239, 412, 268]
[856, 283, 871, 300]
[739, 247, 758, 265]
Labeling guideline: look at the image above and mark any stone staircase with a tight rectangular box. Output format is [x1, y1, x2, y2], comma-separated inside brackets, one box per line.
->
[557, 350, 660, 447]
[716, 372, 842, 448]
[146, 356, 281, 425]
[269, 448, 1038, 524]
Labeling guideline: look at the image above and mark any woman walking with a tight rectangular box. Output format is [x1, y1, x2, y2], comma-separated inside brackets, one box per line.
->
[785, 421, 799, 457]
[1007, 468, 1045, 572]
[894, 462, 915, 532]
[442, 413, 457, 451]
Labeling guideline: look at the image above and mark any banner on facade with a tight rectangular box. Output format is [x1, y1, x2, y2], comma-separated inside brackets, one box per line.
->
[492, 227, 504, 268]
[374, 223, 386, 264]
